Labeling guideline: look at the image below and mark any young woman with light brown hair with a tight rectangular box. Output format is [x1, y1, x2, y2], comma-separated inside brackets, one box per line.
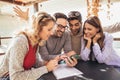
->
[0, 12, 58, 80]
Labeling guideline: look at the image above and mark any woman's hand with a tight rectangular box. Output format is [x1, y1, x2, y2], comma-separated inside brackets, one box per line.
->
[84, 34, 92, 42]
[13, 6, 29, 21]
[46, 59, 58, 72]
[54, 55, 67, 62]
[93, 33, 101, 43]
[84, 34, 92, 49]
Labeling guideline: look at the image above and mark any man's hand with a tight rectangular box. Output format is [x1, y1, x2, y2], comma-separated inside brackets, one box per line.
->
[66, 51, 76, 57]
[64, 57, 78, 67]
[13, 6, 29, 21]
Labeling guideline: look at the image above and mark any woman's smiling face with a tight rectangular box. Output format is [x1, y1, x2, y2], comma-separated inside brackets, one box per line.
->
[84, 22, 99, 38]
[39, 21, 55, 40]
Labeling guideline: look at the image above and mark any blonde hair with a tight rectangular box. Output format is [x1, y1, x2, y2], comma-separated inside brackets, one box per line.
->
[18, 12, 55, 46]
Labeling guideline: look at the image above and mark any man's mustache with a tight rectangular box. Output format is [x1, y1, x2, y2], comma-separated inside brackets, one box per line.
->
[58, 30, 64, 33]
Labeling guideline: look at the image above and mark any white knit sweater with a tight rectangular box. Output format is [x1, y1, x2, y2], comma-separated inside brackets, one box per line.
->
[0, 34, 48, 80]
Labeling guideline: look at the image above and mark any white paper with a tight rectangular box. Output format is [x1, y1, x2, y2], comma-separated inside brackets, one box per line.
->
[53, 64, 83, 79]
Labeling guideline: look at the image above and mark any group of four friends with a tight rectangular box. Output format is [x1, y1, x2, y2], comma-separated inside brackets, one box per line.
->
[0, 6, 120, 80]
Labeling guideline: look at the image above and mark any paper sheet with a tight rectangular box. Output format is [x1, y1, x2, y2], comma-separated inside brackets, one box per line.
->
[53, 64, 83, 79]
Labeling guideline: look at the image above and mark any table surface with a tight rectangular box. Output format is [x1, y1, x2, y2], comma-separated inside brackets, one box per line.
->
[39, 60, 120, 80]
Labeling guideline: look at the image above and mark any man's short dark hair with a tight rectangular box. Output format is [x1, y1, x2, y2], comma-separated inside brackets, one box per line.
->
[68, 11, 82, 22]
[53, 12, 67, 20]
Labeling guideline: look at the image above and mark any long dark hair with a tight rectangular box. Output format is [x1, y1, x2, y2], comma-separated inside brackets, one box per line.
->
[83, 16, 105, 49]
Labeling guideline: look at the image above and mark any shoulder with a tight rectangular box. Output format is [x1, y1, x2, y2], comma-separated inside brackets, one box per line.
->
[14, 34, 28, 43]
[11, 34, 29, 48]
[104, 32, 113, 41]
[15, 34, 27, 41]
[104, 32, 113, 39]
[7, 34, 29, 62]
[64, 31, 71, 36]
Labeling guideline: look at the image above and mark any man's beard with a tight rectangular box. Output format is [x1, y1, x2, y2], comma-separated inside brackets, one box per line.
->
[72, 29, 80, 35]
[54, 30, 64, 37]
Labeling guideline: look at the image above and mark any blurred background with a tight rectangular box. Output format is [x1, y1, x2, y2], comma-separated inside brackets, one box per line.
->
[0, 0, 120, 54]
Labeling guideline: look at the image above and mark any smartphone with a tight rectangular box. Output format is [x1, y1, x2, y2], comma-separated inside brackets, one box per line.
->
[70, 54, 80, 60]
[58, 54, 80, 64]
[58, 60, 66, 64]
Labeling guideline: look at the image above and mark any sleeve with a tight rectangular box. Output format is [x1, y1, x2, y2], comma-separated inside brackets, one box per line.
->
[92, 33, 114, 63]
[80, 38, 91, 61]
[34, 48, 44, 67]
[39, 45, 57, 61]
[9, 36, 48, 80]
[63, 32, 72, 53]
[103, 22, 120, 33]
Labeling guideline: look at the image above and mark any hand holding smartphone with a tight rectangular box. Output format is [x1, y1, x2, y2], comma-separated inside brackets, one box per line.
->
[70, 54, 80, 60]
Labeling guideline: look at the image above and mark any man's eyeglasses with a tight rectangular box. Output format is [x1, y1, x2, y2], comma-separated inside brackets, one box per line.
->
[56, 24, 68, 30]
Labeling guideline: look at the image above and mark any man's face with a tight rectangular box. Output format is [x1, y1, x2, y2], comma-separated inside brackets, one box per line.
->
[54, 18, 68, 37]
[69, 19, 82, 35]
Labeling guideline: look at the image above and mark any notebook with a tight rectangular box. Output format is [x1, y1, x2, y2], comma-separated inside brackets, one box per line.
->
[53, 64, 83, 79]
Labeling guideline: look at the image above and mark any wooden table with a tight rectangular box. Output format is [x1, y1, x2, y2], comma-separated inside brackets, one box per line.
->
[0, 0, 48, 12]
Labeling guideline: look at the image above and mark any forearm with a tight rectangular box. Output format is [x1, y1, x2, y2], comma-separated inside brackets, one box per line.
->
[10, 66, 48, 80]
[93, 44, 105, 63]
[93, 33, 114, 63]
[80, 47, 91, 61]
[48, 55, 57, 60]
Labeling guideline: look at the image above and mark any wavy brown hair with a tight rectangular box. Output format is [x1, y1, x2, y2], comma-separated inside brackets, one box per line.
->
[83, 16, 105, 49]
[18, 12, 55, 46]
